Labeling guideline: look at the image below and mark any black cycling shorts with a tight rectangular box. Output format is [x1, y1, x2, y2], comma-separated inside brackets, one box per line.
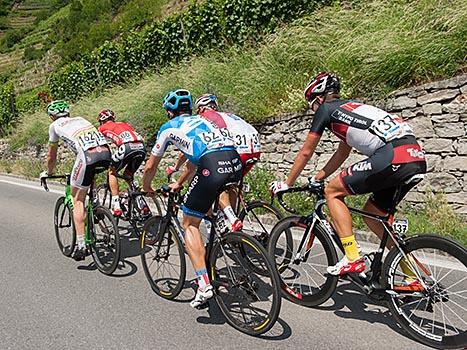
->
[72, 145, 111, 188]
[339, 136, 427, 212]
[182, 149, 242, 219]
[111, 142, 146, 176]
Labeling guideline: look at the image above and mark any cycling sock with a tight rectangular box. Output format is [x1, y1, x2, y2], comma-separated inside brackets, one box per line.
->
[400, 256, 417, 282]
[223, 206, 237, 225]
[341, 235, 361, 262]
[195, 268, 210, 290]
[77, 234, 86, 249]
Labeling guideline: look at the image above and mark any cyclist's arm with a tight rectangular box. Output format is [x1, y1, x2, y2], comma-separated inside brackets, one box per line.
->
[47, 143, 58, 175]
[174, 153, 187, 171]
[175, 161, 196, 187]
[285, 131, 321, 186]
[315, 141, 352, 181]
[142, 154, 162, 192]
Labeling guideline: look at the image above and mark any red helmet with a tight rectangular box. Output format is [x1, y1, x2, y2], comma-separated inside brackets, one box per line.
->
[304, 72, 340, 102]
[97, 109, 115, 123]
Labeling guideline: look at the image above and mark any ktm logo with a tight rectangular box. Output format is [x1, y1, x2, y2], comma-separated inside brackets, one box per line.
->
[352, 162, 372, 172]
[407, 148, 425, 159]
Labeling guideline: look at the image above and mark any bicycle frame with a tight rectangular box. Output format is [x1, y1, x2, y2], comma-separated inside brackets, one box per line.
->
[278, 183, 430, 297]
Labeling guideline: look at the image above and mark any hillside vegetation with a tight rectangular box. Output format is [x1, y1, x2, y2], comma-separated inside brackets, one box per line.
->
[7, 0, 466, 149]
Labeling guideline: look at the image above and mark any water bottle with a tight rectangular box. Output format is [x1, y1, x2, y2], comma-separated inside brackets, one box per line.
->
[119, 192, 129, 215]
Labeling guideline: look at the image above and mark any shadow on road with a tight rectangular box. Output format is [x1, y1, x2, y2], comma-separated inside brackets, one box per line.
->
[313, 281, 417, 344]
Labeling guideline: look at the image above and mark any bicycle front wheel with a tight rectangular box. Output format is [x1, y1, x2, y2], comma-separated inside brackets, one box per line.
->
[238, 200, 283, 247]
[54, 196, 75, 257]
[383, 235, 467, 349]
[89, 205, 120, 275]
[140, 216, 186, 299]
[268, 216, 338, 307]
[209, 231, 281, 335]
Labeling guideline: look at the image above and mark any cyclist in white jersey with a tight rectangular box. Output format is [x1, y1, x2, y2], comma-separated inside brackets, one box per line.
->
[270, 72, 426, 277]
[142, 89, 241, 308]
[40, 100, 111, 261]
[194, 93, 261, 231]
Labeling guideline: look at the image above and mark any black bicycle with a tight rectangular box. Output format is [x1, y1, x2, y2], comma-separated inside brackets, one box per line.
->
[96, 173, 163, 229]
[140, 183, 282, 336]
[268, 175, 466, 349]
[42, 174, 121, 275]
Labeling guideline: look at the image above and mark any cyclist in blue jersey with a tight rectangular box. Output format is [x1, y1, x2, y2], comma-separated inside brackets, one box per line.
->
[142, 89, 242, 308]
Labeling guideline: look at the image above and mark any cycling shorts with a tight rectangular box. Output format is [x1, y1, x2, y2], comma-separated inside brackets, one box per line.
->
[239, 152, 261, 176]
[111, 142, 146, 176]
[182, 150, 242, 219]
[71, 145, 111, 188]
[339, 136, 427, 212]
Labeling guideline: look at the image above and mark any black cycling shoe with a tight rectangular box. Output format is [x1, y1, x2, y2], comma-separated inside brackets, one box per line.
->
[72, 246, 86, 261]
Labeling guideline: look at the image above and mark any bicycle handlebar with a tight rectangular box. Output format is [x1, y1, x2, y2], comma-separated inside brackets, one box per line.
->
[40, 174, 70, 192]
[275, 180, 325, 214]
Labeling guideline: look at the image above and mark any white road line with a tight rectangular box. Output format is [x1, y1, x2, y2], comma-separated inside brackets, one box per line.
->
[0, 178, 63, 194]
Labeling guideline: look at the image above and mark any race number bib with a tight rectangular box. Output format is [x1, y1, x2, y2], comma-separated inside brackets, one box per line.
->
[200, 128, 234, 150]
[369, 114, 406, 142]
[234, 133, 260, 153]
[119, 131, 135, 143]
[112, 144, 126, 163]
[76, 128, 107, 151]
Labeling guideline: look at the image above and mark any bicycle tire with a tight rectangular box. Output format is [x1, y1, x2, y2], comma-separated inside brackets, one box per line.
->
[238, 200, 283, 247]
[268, 216, 339, 307]
[209, 231, 281, 335]
[141, 216, 186, 299]
[54, 196, 76, 257]
[89, 205, 121, 275]
[382, 235, 467, 349]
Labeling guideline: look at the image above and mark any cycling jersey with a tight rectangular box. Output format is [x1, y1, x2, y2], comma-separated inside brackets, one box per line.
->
[311, 100, 414, 156]
[48, 117, 110, 188]
[49, 117, 108, 153]
[200, 110, 261, 155]
[98, 121, 143, 146]
[151, 115, 235, 165]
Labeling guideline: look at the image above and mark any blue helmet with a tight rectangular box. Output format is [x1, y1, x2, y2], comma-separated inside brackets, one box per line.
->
[162, 89, 193, 114]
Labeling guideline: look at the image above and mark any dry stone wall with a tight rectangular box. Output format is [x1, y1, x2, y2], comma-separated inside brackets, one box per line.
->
[1, 74, 466, 214]
[258, 74, 467, 214]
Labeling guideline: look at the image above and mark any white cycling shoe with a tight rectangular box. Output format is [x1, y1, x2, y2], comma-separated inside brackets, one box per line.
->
[190, 285, 214, 308]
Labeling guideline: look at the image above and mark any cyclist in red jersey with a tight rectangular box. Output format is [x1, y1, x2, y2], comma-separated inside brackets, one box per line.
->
[194, 93, 261, 231]
[97, 109, 146, 216]
[270, 72, 426, 277]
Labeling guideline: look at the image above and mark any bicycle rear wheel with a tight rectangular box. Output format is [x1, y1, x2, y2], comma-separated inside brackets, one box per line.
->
[89, 205, 120, 275]
[383, 235, 467, 349]
[268, 216, 339, 306]
[54, 196, 75, 257]
[209, 231, 281, 335]
[238, 200, 283, 247]
[140, 216, 186, 299]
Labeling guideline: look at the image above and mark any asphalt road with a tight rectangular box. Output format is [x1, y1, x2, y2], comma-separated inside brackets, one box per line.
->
[0, 175, 431, 350]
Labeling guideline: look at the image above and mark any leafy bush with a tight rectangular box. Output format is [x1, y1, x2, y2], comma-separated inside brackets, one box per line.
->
[48, 0, 329, 100]
[0, 83, 17, 135]
[23, 46, 46, 61]
[1, 27, 33, 50]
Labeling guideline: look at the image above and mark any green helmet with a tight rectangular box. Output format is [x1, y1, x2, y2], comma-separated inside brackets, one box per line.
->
[46, 100, 70, 118]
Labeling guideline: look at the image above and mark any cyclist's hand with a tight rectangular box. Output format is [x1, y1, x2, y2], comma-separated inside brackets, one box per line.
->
[165, 165, 177, 176]
[39, 170, 49, 180]
[169, 182, 181, 192]
[308, 177, 323, 188]
[269, 181, 289, 195]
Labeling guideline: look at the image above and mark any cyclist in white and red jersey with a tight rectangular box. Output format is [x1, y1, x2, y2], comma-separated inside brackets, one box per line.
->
[270, 72, 426, 276]
[97, 109, 146, 216]
[194, 93, 261, 231]
[40, 100, 111, 261]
